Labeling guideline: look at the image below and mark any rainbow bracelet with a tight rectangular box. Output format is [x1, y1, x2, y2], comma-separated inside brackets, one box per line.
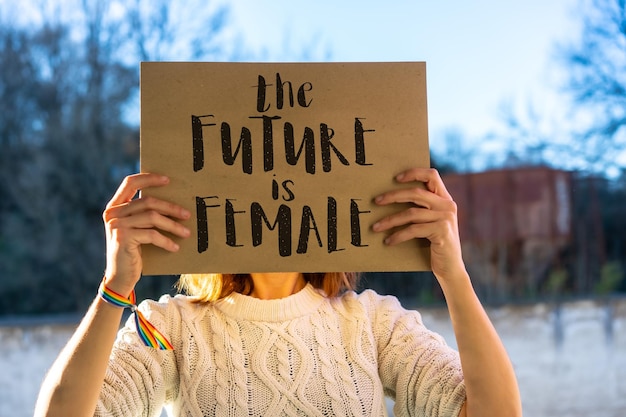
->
[98, 280, 174, 351]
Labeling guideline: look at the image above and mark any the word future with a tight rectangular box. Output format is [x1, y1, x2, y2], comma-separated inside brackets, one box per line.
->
[191, 72, 378, 257]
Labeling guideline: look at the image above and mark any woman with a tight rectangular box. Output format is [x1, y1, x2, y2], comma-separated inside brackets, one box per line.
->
[35, 168, 521, 417]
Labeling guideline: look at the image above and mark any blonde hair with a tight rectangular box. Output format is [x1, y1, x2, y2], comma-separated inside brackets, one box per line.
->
[177, 272, 360, 303]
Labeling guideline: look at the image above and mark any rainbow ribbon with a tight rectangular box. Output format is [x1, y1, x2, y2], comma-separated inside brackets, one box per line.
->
[98, 280, 174, 351]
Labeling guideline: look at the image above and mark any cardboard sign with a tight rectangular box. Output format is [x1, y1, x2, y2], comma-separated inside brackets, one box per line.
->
[140, 62, 431, 274]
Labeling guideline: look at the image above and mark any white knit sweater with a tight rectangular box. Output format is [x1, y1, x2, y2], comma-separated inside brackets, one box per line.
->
[96, 284, 465, 417]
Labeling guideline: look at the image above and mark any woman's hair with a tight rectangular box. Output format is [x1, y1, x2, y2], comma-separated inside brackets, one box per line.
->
[177, 272, 360, 303]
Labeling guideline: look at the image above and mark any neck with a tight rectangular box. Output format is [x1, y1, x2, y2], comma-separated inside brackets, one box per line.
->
[249, 273, 306, 300]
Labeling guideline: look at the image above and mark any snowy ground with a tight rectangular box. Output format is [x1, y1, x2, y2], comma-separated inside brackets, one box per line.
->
[2, 296, 625, 417]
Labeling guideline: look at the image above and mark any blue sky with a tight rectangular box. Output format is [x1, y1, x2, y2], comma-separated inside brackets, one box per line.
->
[225, 0, 580, 160]
[8, 0, 584, 168]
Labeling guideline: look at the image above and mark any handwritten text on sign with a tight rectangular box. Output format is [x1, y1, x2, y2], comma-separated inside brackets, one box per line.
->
[140, 62, 431, 274]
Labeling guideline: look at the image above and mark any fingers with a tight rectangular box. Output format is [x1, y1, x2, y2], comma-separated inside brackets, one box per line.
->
[382, 222, 440, 246]
[372, 206, 438, 232]
[375, 186, 450, 211]
[372, 168, 466, 279]
[104, 173, 192, 253]
[374, 168, 453, 210]
[372, 206, 455, 246]
[395, 167, 453, 200]
[373, 167, 458, 246]
[109, 218, 187, 252]
[106, 173, 170, 209]
[104, 194, 191, 223]
[109, 208, 191, 239]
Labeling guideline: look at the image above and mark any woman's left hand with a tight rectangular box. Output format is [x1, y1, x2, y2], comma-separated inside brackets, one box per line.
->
[372, 168, 466, 283]
[374, 168, 523, 417]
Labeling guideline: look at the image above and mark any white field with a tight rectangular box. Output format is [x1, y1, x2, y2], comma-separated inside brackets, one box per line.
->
[2, 297, 625, 417]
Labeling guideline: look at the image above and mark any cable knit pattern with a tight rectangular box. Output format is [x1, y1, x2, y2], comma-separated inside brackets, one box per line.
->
[95, 284, 465, 417]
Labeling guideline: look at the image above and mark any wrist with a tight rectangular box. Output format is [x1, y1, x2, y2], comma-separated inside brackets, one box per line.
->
[102, 274, 136, 299]
[97, 278, 174, 351]
[436, 268, 474, 300]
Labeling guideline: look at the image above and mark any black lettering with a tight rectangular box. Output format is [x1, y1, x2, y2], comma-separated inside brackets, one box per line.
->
[276, 72, 294, 109]
[249, 115, 281, 172]
[284, 122, 315, 174]
[320, 123, 349, 172]
[272, 176, 279, 200]
[221, 122, 253, 174]
[327, 197, 345, 253]
[196, 196, 220, 253]
[272, 177, 295, 201]
[297, 82, 313, 108]
[250, 202, 292, 257]
[350, 199, 370, 247]
[297, 206, 323, 254]
[354, 118, 374, 166]
[256, 75, 271, 112]
[225, 199, 245, 247]
[281, 180, 295, 202]
[191, 115, 216, 172]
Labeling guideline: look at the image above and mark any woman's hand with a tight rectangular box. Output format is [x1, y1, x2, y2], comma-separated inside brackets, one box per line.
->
[372, 168, 466, 284]
[102, 173, 191, 296]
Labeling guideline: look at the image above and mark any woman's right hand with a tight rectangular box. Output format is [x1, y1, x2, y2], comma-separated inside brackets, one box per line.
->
[102, 173, 191, 296]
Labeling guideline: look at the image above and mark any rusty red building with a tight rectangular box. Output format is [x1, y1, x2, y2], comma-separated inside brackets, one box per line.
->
[443, 167, 575, 300]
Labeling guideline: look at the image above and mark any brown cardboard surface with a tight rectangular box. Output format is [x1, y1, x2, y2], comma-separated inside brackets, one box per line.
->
[140, 62, 431, 274]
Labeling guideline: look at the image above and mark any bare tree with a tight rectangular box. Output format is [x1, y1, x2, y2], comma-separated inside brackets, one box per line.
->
[491, 0, 626, 175]
[560, 0, 626, 173]
[0, 0, 236, 314]
[124, 0, 231, 61]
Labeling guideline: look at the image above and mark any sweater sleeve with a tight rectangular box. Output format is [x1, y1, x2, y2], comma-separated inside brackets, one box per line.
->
[95, 297, 179, 417]
[367, 291, 466, 417]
